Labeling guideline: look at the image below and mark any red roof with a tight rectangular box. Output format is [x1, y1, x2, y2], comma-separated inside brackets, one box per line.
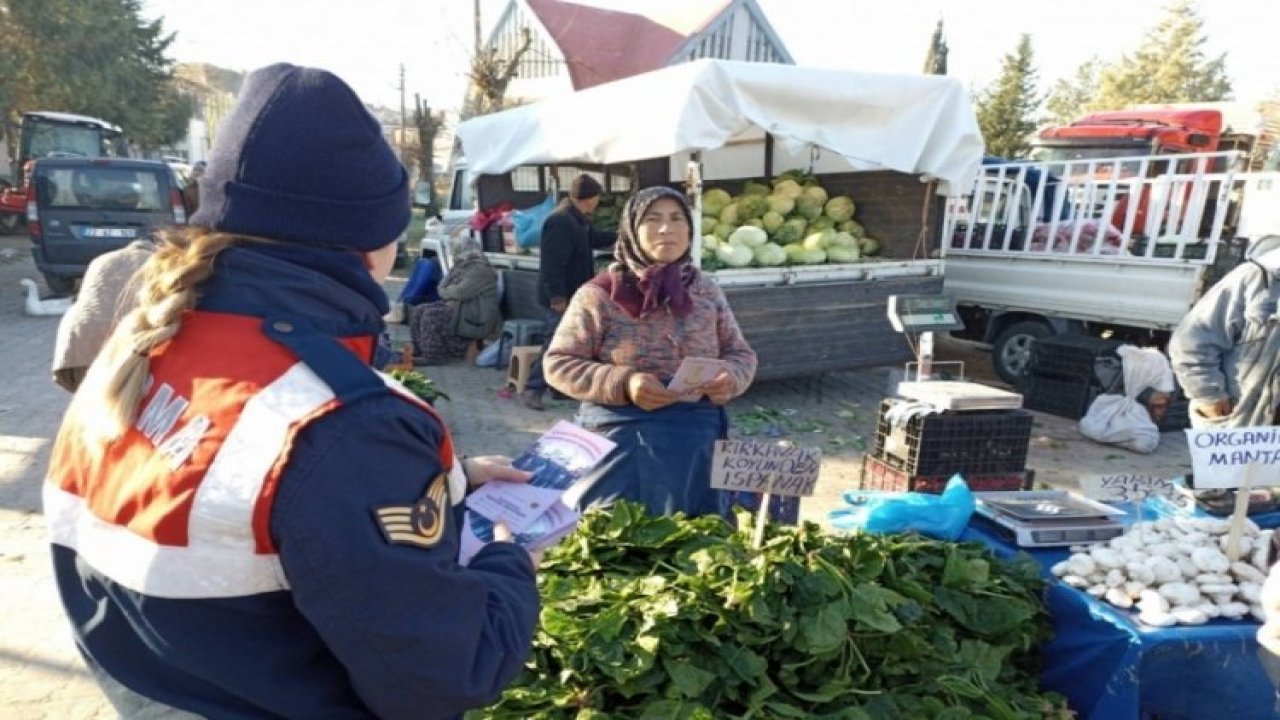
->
[525, 0, 725, 90]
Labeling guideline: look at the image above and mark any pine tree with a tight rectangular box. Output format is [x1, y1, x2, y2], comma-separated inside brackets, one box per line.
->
[1092, 0, 1232, 109]
[975, 34, 1040, 159]
[922, 19, 948, 75]
[1044, 58, 1102, 125]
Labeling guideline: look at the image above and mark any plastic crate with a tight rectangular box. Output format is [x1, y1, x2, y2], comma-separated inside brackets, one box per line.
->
[1028, 335, 1123, 384]
[859, 454, 1032, 494]
[1022, 373, 1101, 419]
[872, 399, 1033, 477]
[1157, 386, 1191, 431]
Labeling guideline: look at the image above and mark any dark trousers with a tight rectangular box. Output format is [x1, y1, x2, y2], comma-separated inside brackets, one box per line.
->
[523, 309, 563, 395]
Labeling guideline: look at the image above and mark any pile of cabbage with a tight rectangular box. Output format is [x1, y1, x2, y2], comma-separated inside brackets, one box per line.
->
[699, 171, 881, 269]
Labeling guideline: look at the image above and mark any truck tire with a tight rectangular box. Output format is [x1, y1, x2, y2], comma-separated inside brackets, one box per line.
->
[992, 320, 1053, 387]
[42, 272, 76, 297]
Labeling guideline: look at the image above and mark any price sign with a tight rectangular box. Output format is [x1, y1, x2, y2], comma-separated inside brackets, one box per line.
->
[1185, 427, 1280, 489]
[710, 440, 820, 498]
[1078, 473, 1188, 506]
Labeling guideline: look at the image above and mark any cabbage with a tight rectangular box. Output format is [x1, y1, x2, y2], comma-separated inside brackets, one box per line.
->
[742, 180, 771, 197]
[702, 188, 732, 217]
[797, 248, 827, 264]
[736, 194, 769, 221]
[802, 229, 836, 251]
[858, 237, 881, 256]
[761, 210, 785, 234]
[808, 215, 836, 232]
[782, 243, 807, 263]
[838, 220, 866, 238]
[745, 218, 764, 229]
[828, 231, 858, 248]
[827, 245, 861, 263]
[773, 217, 808, 244]
[713, 222, 736, 241]
[795, 195, 825, 221]
[719, 202, 740, 225]
[800, 185, 829, 205]
[772, 178, 804, 200]
[752, 242, 787, 266]
[824, 196, 856, 223]
[715, 241, 754, 268]
[728, 225, 769, 248]
[701, 234, 721, 251]
[765, 194, 795, 216]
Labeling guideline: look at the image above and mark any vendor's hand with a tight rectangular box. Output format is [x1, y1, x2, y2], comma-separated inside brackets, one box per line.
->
[550, 297, 568, 313]
[699, 371, 736, 406]
[462, 455, 533, 489]
[1192, 397, 1233, 420]
[626, 372, 679, 411]
[492, 522, 543, 567]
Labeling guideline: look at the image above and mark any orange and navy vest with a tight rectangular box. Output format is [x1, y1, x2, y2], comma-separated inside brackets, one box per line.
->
[44, 310, 458, 599]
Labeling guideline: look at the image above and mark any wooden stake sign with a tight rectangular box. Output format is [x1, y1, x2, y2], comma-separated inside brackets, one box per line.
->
[711, 440, 820, 549]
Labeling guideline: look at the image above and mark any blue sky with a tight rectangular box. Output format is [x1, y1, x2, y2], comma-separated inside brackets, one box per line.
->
[141, 0, 1278, 110]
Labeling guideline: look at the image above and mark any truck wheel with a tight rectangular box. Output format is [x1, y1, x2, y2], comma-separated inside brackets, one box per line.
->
[992, 320, 1052, 387]
[42, 273, 76, 297]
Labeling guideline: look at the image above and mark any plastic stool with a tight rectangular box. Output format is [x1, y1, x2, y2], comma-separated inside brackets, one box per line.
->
[497, 319, 547, 370]
[506, 346, 543, 392]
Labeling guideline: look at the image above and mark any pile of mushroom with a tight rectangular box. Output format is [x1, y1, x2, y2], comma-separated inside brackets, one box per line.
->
[1051, 516, 1273, 626]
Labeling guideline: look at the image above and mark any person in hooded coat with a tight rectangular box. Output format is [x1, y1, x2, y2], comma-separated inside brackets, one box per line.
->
[544, 186, 757, 517]
[409, 233, 501, 363]
[43, 63, 539, 720]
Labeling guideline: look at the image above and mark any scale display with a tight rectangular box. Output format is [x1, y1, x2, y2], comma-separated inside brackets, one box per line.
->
[887, 294, 964, 333]
[975, 491, 1126, 547]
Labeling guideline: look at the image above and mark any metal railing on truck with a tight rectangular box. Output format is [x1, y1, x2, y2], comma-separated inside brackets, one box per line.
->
[943, 151, 1249, 265]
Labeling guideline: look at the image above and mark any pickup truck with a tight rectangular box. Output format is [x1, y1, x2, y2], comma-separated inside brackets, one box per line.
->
[942, 150, 1280, 384]
[428, 59, 984, 381]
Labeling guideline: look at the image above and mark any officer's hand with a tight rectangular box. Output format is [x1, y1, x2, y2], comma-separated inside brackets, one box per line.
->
[492, 522, 543, 568]
[463, 456, 532, 489]
[627, 372, 678, 411]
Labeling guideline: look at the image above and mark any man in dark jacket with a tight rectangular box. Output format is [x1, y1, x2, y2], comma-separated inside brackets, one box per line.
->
[523, 173, 615, 410]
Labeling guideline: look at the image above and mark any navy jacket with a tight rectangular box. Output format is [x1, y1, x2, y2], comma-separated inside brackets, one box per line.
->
[50, 245, 539, 719]
[537, 202, 615, 307]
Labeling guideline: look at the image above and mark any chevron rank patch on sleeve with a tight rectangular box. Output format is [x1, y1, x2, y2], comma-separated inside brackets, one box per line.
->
[373, 473, 451, 548]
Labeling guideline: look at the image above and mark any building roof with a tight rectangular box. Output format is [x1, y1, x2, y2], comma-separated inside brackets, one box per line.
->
[524, 0, 729, 90]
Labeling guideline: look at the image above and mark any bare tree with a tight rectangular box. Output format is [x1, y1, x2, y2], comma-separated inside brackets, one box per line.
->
[466, 26, 534, 117]
[413, 93, 445, 210]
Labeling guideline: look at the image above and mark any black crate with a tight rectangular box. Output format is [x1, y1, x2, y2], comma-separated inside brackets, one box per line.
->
[873, 399, 1033, 477]
[1023, 373, 1101, 419]
[860, 454, 1033, 494]
[1156, 386, 1191, 431]
[1028, 336, 1124, 385]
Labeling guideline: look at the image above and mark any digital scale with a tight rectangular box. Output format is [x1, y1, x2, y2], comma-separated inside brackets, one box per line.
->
[896, 380, 1024, 411]
[975, 491, 1127, 547]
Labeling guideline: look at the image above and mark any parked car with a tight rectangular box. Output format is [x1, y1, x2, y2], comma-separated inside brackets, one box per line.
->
[27, 157, 187, 294]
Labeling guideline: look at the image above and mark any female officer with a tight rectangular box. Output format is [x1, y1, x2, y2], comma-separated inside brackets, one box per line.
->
[44, 64, 538, 719]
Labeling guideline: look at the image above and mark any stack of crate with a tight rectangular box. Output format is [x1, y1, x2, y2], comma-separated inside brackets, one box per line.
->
[860, 398, 1034, 493]
[1022, 336, 1124, 419]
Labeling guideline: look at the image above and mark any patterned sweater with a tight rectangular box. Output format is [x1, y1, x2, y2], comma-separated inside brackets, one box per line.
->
[544, 273, 758, 406]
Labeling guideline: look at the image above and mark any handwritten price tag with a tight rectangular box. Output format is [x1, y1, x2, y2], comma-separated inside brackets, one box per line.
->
[1078, 473, 1186, 505]
[710, 440, 820, 498]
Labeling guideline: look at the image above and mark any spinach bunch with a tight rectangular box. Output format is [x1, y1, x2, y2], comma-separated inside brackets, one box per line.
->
[472, 503, 1072, 720]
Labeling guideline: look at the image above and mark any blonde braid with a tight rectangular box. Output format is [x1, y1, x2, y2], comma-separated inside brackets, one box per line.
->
[75, 227, 240, 443]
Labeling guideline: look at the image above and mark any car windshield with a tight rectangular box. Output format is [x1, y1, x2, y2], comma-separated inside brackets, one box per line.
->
[37, 166, 167, 211]
[25, 122, 104, 160]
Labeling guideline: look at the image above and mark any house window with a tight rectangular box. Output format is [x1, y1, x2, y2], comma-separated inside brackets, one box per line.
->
[511, 166, 542, 192]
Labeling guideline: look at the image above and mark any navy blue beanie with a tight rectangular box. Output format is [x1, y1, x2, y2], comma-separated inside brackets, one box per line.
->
[190, 63, 409, 251]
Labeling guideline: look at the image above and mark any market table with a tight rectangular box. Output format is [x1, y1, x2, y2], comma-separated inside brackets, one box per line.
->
[964, 513, 1280, 720]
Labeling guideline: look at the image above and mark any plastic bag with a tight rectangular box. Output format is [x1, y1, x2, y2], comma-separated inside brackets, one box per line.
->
[827, 476, 975, 541]
[474, 338, 501, 368]
[512, 195, 557, 249]
[1079, 345, 1174, 454]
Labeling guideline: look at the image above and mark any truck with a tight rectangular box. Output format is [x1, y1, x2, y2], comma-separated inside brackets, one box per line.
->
[943, 149, 1280, 385]
[0, 111, 126, 234]
[428, 59, 984, 381]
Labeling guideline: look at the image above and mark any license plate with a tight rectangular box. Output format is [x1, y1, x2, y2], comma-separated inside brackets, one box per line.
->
[80, 227, 138, 239]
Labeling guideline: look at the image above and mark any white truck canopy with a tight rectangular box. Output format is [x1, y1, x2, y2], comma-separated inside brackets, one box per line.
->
[456, 59, 984, 194]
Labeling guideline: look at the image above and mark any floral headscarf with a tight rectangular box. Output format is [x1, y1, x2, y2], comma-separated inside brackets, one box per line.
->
[590, 186, 698, 319]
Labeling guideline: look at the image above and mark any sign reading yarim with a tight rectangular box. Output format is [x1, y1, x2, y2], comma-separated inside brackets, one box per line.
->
[710, 440, 821, 498]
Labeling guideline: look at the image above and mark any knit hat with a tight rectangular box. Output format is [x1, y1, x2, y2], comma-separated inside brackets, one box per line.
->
[190, 63, 409, 251]
[568, 174, 603, 200]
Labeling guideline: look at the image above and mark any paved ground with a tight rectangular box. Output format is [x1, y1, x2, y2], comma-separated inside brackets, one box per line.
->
[0, 236, 1192, 716]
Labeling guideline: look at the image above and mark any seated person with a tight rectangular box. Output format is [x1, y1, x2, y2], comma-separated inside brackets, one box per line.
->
[544, 186, 757, 517]
[409, 234, 500, 364]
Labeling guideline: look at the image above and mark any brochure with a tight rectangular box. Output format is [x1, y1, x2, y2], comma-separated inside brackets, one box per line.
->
[459, 421, 616, 565]
[667, 357, 729, 402]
